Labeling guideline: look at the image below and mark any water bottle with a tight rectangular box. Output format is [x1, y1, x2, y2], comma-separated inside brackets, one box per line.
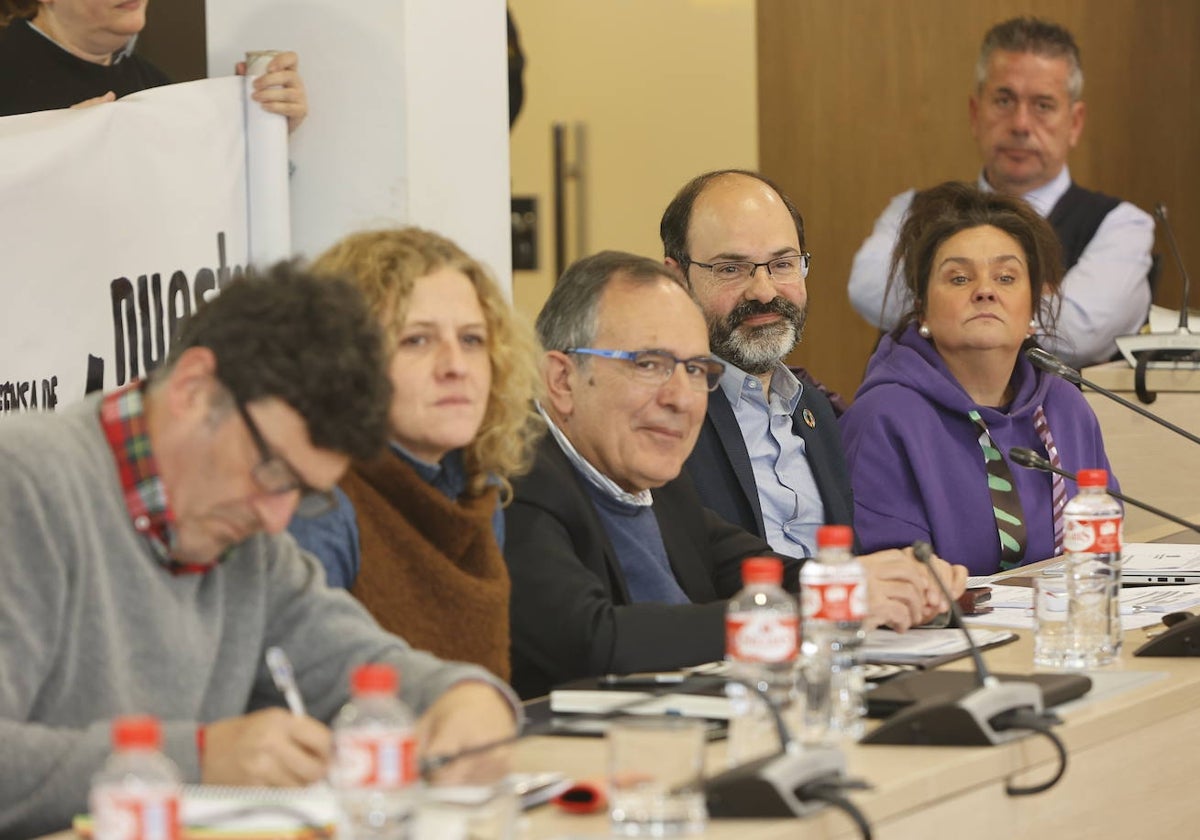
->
[330, 664, 419, 839]
[89, 716, 181, 840]
[1063, 468, 1123, 667]
[800, 525, 867, 743]
[724, 556, 799, 765]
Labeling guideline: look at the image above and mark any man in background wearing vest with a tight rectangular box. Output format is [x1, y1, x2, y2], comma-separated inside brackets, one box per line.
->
[847, 16, 1153, 369]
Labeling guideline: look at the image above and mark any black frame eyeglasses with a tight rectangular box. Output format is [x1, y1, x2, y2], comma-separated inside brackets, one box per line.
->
[564, 348, 726, 392]
[234, 399, 337, 519]
[688, 252, 811, 286]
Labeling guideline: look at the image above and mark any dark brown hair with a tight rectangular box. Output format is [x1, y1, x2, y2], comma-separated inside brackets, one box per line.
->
[659, 169, 806, 278]
[889, 181, 1064, 339]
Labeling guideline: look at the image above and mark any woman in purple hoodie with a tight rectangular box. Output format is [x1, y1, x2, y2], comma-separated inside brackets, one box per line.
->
[840, 182, 1116, 576]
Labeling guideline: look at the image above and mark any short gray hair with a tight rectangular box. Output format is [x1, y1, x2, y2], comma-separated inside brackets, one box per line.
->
[976, 17, 1083, 102]
[536, 251, 690, 353]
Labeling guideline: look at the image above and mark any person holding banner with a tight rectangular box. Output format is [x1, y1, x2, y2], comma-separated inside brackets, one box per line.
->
[0, 265, 519, 838]
[0, 0, 307, 128]
[289, 227, 544, 682]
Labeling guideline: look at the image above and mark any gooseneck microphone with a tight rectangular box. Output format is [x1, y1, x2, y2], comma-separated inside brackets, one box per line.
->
[862, 543, 1068, 795]
[1155, 203, 1194, 335]
[1112, 204, 1200, 401]
[1025, 347, 1200, 446]
[432, 673, 873, 835]
[1008, 447, 1200, 535]
[863, 544, 1044, 748]
[698, 673, 871, 836]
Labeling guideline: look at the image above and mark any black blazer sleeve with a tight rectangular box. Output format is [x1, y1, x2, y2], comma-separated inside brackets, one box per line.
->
[503, 438, 774, 699]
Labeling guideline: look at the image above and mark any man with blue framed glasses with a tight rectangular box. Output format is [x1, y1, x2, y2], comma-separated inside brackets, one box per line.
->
[503, 250, 784, 699]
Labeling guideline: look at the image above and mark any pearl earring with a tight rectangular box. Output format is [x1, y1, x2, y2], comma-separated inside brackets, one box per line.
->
[918, 324, 931, 339]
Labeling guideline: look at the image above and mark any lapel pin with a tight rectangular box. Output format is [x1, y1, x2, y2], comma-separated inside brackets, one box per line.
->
[803, 408, 816, 428]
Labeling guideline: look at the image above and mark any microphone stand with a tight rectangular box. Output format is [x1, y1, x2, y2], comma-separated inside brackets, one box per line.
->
[1008, 447, 1200, 535]
[861, 544, 1046, 750]
[1025, 347, 1200, 445]
[425, 674, 874, 835]
[1113, 202, 1200, 398]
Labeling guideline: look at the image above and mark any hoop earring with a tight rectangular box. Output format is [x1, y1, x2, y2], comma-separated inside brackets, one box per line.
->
[918, 324, 932, 339]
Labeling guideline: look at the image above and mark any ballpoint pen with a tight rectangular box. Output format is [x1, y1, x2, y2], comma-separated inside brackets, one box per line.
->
[265, 646, 307, 716]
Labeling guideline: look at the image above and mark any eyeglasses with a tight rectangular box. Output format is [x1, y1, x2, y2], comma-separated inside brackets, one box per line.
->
[564, 348, 726, 392]
[234, 399, 337, 519]
[688, 252, 811, 286]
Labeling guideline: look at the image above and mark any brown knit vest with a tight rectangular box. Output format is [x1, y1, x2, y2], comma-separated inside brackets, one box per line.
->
[341, 454, 511, 681]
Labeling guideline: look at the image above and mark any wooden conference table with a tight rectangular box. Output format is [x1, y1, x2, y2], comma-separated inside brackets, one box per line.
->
[514, 365, 1200, 838]
[517, 613, 1200, 839]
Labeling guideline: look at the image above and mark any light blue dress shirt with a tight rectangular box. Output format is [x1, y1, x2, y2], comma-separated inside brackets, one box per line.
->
[718, 361, 825, 558]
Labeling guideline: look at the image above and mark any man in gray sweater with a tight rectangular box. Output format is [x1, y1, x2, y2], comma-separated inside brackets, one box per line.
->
[0, 264, 518, 837]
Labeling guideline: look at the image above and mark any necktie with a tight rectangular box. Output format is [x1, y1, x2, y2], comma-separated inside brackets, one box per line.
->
[1033, 405, 1066, 555]
[969, 410, 1027, 570]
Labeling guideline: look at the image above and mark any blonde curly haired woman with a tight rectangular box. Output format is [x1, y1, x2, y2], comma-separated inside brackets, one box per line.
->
[289, 227, 543, 681]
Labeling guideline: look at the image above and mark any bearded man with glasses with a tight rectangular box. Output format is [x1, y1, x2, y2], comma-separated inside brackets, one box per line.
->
[662, 169, 968, 635]
[0, 264, 520, 838]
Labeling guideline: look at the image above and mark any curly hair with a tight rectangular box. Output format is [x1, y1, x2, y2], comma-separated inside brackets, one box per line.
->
[889, 181, 1064, 340]
[156, 261, 393, 461]
[312, 227, 543, 501]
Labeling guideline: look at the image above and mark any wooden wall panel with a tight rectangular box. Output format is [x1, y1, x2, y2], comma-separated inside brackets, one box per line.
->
[758, 0, 1200, 400]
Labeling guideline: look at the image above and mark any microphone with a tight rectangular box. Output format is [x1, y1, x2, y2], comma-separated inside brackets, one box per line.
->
[1155, 203, 1194, 335]
[1008, 447, 1200, 535]
[1113, 203, 1200, 393]
[861, 542, 1047, 750]
[698, 673, 869, 829]
[529, 672, 872, 831]
[1025, 346, 1200, 445]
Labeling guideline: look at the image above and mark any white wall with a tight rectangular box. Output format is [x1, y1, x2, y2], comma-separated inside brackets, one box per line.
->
[205, 0, 512, 293]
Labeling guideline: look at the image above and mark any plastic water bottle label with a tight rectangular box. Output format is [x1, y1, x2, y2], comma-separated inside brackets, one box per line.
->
[802, 581, 866, 622]
[334, 729, 417, 788]
[726, 614, 798, 662]
[91, 788, 180, 840]
[1063, 515, 1122, 554]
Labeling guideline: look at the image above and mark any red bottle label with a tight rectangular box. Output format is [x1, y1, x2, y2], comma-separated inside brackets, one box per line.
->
[334, 729, 417, 788]
[1063, 516, 1122, 554]
[91, 788, 180, 840]
[802, 581, 866, 622]
[726, 614, 799, 663]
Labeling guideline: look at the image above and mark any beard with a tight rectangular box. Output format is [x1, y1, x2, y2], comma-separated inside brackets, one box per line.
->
[707, 296, 807, 375]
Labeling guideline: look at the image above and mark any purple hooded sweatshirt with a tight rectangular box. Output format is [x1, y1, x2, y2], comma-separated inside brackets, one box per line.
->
[839, 324, 1117, 576]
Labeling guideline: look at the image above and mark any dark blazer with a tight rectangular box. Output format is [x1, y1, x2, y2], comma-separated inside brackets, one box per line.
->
[685, 380, 854, 547]
[503, 436, 788, 699]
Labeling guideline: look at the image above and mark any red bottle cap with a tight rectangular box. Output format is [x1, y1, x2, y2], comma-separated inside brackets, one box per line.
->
[112, 716, 162, 750]
[352, 663, 399, 695]
[741, 556, 783, 585]
[1077, 469, 1108, 488]
[817, 525, 853, 549]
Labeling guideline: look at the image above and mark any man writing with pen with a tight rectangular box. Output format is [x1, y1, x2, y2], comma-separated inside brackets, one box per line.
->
[0, 265, 517, 839]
